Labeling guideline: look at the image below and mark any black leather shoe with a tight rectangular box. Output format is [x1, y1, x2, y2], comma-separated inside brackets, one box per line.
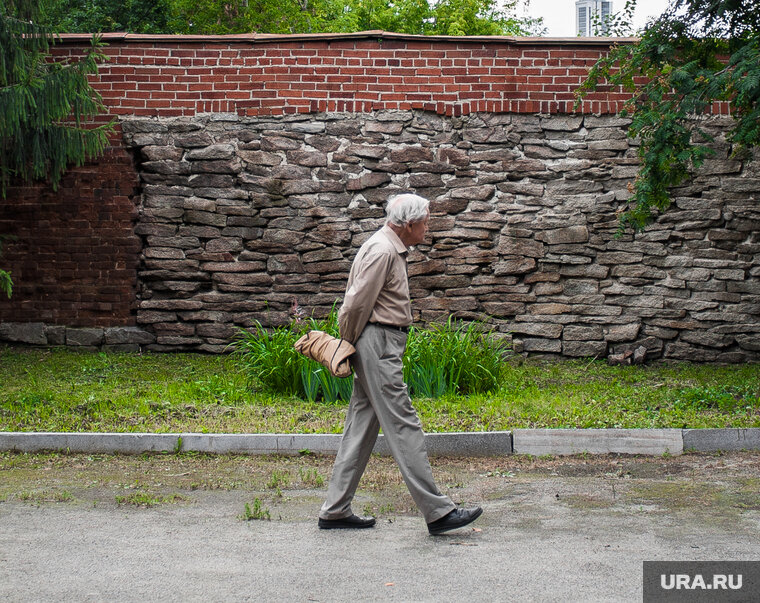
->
[427, 507, 483, 535]
[318, 514, 376, 529]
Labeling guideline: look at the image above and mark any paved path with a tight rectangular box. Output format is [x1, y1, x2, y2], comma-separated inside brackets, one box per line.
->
[1, 452, 759, 601]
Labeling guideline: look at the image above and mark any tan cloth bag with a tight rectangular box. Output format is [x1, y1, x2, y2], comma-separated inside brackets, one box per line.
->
[294, 330, 355, 378]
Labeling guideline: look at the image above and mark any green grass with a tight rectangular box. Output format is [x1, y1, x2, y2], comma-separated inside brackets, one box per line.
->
[241, 498, 271, 521]
[1, 346, 758, 432]
[115, 492, 188, 507]
[232, 312, 354, 404]
[231, 313, 506, 402]
[17, 489, 74, 503]
[403, 317, 508, 397]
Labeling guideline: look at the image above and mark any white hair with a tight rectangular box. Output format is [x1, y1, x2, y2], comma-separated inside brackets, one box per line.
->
[385, 193, 430, 226]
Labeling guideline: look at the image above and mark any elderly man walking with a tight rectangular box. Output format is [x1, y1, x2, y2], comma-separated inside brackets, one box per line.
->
[318, 193, 482, 535]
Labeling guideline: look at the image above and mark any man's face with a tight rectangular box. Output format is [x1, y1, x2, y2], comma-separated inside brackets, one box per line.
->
[406, 212, 430, 246]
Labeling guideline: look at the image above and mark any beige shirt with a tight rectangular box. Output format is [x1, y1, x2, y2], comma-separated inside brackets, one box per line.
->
[338, 225, 413, 343]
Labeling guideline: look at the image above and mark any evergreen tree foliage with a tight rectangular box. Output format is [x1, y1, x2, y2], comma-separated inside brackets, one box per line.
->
[1, 0, 115, 194]
[576, 0, 760, 232]
[0, 0, 116, 296]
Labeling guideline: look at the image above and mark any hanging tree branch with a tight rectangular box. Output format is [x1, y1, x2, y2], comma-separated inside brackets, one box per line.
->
[1, 0, 116, 196]
[575, 0, 760, 233]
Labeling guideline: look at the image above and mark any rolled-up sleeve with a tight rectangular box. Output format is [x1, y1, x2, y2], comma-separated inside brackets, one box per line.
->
[338, 251, 391, 344]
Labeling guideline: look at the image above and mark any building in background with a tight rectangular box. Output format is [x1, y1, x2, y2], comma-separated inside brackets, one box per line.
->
[576, 0, 613, 36]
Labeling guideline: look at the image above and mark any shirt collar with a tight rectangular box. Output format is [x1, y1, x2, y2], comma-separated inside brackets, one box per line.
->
[381, 225, 408, 255]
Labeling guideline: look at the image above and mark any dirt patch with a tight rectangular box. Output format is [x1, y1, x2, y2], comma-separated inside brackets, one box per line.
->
[1, 450, 759, 525]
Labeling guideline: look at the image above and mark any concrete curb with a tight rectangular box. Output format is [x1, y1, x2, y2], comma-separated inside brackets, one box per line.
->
[0, 432, 179, 454]
[512, 429, 683, 456]
[682, 428, 760, 452]
[0, 431, 513, 457]
[1, 429, 759, 456]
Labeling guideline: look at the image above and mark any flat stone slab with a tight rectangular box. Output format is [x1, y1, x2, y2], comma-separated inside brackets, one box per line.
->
[683, 428, 760, 452]
[512, 429, 684, 456]
[179, 433, 342, 455]
[0, 432, 179, 454]
[374, 431, 512, 457]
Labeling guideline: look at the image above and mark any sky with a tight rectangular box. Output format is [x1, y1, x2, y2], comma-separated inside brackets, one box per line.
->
[521, 0, 668, 37]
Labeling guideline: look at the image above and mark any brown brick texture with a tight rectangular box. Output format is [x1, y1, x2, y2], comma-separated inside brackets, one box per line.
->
[0, 138, 141, 327]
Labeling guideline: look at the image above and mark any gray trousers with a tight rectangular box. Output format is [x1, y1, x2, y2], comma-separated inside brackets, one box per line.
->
[319, 323, 455, 524]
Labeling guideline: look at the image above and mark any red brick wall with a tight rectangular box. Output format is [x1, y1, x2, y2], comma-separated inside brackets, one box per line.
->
[52, 31, 705, 119]
[0, 136, 141, 327]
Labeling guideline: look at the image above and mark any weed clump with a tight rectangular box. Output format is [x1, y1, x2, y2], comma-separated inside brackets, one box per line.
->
[231, 302, 509, 403]
[242, 498, 271, 521]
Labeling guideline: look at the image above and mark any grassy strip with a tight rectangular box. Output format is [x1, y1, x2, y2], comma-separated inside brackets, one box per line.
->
[1, 346, 758, 433]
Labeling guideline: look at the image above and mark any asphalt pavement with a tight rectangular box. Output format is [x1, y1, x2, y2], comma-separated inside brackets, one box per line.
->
[1, 451, 759, 601]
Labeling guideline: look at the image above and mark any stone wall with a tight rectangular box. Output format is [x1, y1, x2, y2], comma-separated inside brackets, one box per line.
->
[116, 110, 759, 361]
[0, 33, 756, 359]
